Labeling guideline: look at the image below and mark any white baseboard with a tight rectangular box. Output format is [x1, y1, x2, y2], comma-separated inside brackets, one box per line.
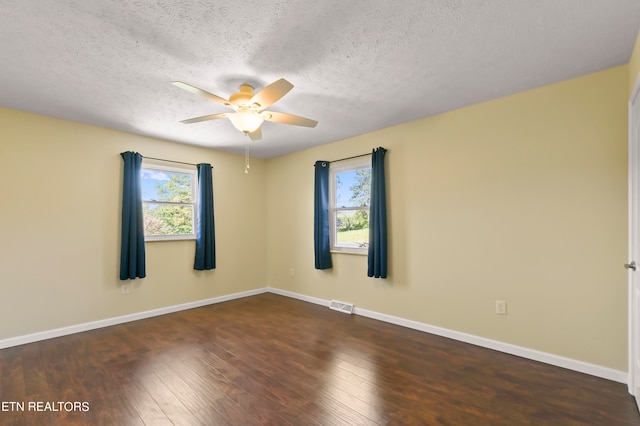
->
[0, 288, 267, 350]
[0, 286, 627, 384]
[268, 287, 328, 307]
[267, 287, 627, 384]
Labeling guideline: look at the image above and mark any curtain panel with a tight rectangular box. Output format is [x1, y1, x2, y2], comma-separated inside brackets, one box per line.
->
[368, 147, 388, 278]
[194, 163, 216, 270]
[119, 151, 146, 280]
[314, 161, 332, 269]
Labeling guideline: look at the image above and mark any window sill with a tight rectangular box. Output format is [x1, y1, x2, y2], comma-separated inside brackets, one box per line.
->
[145, 235, 196, 242]
[330, 249, 368, 256]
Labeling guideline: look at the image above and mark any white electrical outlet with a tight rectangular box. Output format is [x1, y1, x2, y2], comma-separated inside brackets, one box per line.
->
[495, 300, 507, 315]
[121, 284, 130, 295]
[289, 268, 295, 277]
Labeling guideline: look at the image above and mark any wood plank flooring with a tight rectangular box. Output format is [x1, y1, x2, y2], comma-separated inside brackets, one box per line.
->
[0, 293, 638, 425]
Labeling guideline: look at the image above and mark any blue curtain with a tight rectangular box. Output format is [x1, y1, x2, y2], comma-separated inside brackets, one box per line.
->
[194, 163, 216, 270]
[120, 151, 146, 280]
[368, 147, 388, 278]
[314, 161, 332, 269]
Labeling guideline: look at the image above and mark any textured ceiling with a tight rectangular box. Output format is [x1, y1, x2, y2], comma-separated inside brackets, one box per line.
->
[1, 1, 639, 158]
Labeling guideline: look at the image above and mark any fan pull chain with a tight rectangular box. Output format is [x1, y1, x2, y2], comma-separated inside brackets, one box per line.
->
[244, 142, 251, 174]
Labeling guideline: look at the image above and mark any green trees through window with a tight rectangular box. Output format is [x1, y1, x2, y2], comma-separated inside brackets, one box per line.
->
[331, 162, 371, 252]
[141, 166, 197, 239]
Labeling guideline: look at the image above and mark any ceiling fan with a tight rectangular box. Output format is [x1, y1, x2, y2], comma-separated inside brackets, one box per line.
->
[171, 78, 318, 141]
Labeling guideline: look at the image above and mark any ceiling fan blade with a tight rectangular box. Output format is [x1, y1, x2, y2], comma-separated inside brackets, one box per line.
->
[179, 112, 232, 124]
[248, 127, 262, 141]
[172, 81, 232, 108]
[250, 78, 293, 110]
[264, 111, 318, 128]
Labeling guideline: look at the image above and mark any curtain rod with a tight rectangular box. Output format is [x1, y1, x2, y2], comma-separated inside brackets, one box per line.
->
[331, 152, 371, 163]
[120, 152, 199, 166]
[142, 155, 197, 167]
[314, 152, 371, 166]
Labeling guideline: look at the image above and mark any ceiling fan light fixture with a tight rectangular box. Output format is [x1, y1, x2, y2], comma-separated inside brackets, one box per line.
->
[229, 110, 264, 133]
[173, 78, 317, 141]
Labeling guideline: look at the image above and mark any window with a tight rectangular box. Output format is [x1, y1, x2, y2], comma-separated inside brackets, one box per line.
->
[329, 160, 371, 254]
[141, 163, 197, 241]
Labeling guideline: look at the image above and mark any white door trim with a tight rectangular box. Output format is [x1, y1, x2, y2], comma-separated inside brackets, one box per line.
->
[629, 74, 640, 397]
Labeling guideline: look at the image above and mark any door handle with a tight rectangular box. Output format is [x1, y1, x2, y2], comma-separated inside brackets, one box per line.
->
[626, 261, 637, 271]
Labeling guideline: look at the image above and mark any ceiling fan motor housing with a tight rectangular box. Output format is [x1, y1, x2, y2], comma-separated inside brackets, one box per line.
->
[229, 84, 258, 109]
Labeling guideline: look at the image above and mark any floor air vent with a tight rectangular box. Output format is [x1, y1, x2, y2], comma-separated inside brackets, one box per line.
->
[329, 300, 354, 314]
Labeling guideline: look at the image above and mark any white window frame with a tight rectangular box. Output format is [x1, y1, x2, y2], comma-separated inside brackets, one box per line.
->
[329, 159, 371, 255]
[141, 162, 198, 242]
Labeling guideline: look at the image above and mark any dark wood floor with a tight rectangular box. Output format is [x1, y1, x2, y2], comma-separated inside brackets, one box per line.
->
[0, 293, 638, 425]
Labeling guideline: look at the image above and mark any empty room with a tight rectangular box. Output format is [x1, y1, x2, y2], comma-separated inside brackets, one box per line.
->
[2, 1, 640, 424]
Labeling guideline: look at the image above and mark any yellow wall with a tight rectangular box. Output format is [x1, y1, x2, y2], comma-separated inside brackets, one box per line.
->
[266, 66, 629, 370]
[0, 65, 630, 372]
[0, 109, 267, 339]
[630, 30, 640, 93]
